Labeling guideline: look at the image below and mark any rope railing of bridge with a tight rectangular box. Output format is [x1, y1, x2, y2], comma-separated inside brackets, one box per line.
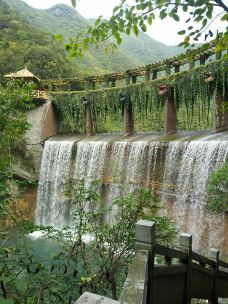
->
[76, 220, 228, 304]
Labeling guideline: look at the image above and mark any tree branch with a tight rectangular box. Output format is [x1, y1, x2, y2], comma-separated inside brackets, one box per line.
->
[213, 0, 228, 12]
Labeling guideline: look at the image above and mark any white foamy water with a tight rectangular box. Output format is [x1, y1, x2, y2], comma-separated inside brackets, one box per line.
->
[74, 141, 109, 182]
[35, 135, 228, 254]
[105, 141, 129, 222]
[162, 139, 228, 252]
[35, 140, 74, 229]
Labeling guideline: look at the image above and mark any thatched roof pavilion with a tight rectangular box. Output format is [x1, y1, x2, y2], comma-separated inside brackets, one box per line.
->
[4, 67, 40, 82]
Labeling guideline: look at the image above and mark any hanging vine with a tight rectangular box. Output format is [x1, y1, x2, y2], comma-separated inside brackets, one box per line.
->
[51, 60, 227, 133]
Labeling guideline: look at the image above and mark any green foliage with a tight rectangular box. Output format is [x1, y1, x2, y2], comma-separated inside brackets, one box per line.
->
[52, 60, 227, 133]
[207, 162, 228, 214]
[65, 0, 228, 58]
[5, 0, 183, 75]
[0, 80, 32, 217]
[0, 0, 79, 79]
[0, 180, 176, 302]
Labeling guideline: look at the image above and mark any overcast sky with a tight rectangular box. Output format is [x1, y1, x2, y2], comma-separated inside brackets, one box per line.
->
[22, 0, 225, 45]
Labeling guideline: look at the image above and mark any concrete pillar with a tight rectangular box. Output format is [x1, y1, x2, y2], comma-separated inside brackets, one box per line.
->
[135, 220, 155, 304]
[76, 292, 119, 304]
[208, 248, 219, 304]
[213, 89, 228, 132]
[124, 100, 134, 136]
[85, 105, 94, 136]
[41, 101, 58, 141]
[164, 94, 177, 136]
[179, 233, 192, 304]
[135, 220, 155, 251]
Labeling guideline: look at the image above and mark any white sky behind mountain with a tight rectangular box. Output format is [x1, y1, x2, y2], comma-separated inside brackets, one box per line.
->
[22, 0, 225, 45]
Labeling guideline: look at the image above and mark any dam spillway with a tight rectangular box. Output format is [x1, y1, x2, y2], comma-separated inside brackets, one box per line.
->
[35, 132, 228, 256]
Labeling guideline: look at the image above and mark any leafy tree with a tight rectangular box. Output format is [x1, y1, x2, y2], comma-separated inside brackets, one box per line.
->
[0, 0, 80, 79]
[0, 180, 176, 302]
[0, 80, 33, 218]
[207, 162, 228, 214]
[23, 46, 76, 79]
[68, 0, 228, 57]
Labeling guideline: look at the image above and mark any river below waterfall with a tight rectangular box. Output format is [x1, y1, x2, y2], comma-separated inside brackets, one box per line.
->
[30, 131, 228, 258]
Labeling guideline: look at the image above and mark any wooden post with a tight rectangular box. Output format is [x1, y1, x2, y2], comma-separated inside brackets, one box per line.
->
[125, 74, 131, 85]
[164, 92, 177, 135]
[166, 60, 171, 76]
[132, 75, 137, 84]
[145, 67, 150, 81]
[189, 61, 195, 70]
[87, 80, 95, 90]
[111, 80, 116, 87]
[216, 51, 222, 60]
[135, 220, 155, 304]
[105, 80, 110, 88]
[152, 70, 157, 80]
[164, 256, 172, 265]
[208, 249, 219, 304]
[200, 54, 206, 65]
[213, 88, 228, 132]
[91, 82, 96, 90]
[179, 233, 192, 304]
[174, 65, 180, 73]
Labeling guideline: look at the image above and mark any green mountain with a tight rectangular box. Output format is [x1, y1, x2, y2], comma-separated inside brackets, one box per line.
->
[1, 0, 183, 78]
[0, 0, 82, 79]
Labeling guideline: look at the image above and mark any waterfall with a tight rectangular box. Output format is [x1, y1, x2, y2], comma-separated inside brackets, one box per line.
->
[105, 141, 162, 221]
[35, 140, 74, 229]
[105, 142, 129, 222]
[161, 139, 228, 252]
[35, 134, 227, 254]
[74, 141, 109, 182]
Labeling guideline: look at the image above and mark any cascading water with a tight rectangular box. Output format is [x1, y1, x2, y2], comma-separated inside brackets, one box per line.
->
[35, 140, 74, 229]
[105, 141, 129, 221]
[74, 141, 109, 182]
[105, 140, 162, 221]
[161, 138, 228, 252]
[35, 134, 227, 255]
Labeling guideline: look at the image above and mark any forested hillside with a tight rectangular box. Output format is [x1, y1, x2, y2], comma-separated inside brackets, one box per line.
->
[0, 0, 80, 79]
[1, 0, 182, 79]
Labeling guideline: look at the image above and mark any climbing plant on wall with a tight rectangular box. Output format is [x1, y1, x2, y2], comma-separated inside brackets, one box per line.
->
[0, 81, 33, 216]
[52, 60, 227, 133]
